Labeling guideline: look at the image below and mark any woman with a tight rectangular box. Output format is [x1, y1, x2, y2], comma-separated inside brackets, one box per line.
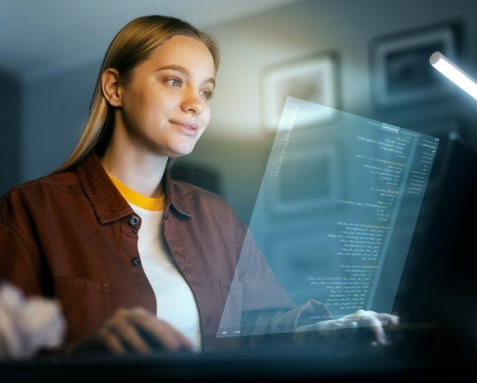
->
[0, 15, 397, 356]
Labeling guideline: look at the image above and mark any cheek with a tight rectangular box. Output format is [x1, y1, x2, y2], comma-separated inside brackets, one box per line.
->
[141, 98, 169, 125]
[131, 82, 165, 113]
[201, 106, 212, 128]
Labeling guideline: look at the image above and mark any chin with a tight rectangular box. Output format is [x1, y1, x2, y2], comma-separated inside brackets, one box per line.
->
[169, 143, 196, 157]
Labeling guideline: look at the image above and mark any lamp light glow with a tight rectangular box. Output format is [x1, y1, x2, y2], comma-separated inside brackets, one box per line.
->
[429, 51, 477, 101]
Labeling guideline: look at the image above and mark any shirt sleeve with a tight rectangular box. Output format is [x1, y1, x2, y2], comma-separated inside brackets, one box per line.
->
[225, 218, 331, 339]
[0, 219, 43, 297]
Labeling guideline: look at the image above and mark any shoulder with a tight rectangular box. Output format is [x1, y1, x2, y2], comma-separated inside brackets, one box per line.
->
[168, 179, 244, 227]
[170, 179, 232, 211]
[0, 171, 79, 219]
[1, 170, 79, 201]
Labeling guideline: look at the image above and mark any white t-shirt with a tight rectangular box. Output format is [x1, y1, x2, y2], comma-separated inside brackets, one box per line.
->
[130, 203, 202, 352]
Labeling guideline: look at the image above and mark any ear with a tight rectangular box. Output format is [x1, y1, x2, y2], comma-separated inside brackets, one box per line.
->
[102, 68, 122, 107]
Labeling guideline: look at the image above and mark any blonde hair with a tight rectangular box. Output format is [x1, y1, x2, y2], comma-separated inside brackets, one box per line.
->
[56, 15, 220, 172]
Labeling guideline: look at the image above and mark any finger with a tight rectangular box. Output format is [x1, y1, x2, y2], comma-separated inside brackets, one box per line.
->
[98, 329, 127, 355]
[156, 321, 194, 352]
[363, 315, 388, 346]
[128, 308, 193, 352]
[145, 319, 193, 352]
[346, 311, 387, 345]
[109, 320, 151, 354]
[368, 311, 400, 326]
[388, 314, 400, 327]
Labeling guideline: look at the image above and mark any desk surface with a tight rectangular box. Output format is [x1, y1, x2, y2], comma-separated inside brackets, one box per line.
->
[1, 324, 475, 382]
[1, 344, 476, 382]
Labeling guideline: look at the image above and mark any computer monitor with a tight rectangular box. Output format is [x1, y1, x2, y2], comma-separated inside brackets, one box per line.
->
[392, 133, 477, 354]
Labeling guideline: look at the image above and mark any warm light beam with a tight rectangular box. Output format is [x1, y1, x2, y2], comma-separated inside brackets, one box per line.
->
[429, 51, 477, 101]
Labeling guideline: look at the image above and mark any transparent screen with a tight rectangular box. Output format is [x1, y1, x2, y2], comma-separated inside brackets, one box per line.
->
[217, 97, 439, 338]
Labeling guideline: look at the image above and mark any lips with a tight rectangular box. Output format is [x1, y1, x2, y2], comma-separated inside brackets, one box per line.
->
[170, 119, 199, 130]
[169, 119, 199, 137]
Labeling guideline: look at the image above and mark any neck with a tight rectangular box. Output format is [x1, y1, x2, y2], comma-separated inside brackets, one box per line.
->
[101, 129, 168, 199]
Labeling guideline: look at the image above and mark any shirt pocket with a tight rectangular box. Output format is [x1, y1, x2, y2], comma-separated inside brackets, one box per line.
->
[53, 276, 111, 342]
[218, 278, 243, 331]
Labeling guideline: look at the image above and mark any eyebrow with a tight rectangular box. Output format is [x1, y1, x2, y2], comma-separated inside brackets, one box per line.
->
[157, 64, 215, 88]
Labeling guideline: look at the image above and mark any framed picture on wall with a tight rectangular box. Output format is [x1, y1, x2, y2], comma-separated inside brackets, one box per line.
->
[265, 140, 341, 216]
[370, 22, 462, 108]
[261, 52, 339, 133]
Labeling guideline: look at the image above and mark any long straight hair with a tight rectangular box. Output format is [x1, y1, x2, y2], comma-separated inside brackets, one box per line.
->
[55, 15, 220, 172]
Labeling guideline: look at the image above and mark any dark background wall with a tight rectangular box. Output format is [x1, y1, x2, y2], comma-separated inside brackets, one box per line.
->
[0, 68, 21, 194]
[1, 0, 477, 224]
[191, 0, 477, 223]
[20, 62, 98, 181]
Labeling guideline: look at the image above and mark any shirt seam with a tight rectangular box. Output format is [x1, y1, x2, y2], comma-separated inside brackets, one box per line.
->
[0, 217, 42, 277]
[13, 177, 79, 189]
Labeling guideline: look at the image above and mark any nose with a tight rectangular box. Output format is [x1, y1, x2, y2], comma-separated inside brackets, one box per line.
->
[181, 92, 204, 115]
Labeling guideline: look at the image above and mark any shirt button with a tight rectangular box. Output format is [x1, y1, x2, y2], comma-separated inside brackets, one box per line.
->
[206, 315, 214, 328]
[132, 257, 141, 267]
[129, 215, 140, 227]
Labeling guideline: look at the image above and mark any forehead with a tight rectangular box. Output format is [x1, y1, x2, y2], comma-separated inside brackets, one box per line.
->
[144, 35, 215, 75]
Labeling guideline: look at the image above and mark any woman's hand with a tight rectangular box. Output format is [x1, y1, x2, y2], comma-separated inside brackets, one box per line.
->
[70, 307, 193, 355]
[296, 310, 400, 347]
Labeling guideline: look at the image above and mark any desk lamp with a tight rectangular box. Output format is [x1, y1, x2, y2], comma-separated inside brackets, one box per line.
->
[429, 51, 477, 101]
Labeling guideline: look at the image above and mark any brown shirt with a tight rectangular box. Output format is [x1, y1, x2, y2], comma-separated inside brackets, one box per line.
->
[0, 153, 328, 352]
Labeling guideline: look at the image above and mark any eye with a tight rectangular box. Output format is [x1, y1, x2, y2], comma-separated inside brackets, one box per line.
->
[166, 78, 182, 87]
[200, 90, 215, 100]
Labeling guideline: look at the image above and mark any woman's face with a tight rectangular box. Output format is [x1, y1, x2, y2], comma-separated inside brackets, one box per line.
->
[116, 35, 216, 157]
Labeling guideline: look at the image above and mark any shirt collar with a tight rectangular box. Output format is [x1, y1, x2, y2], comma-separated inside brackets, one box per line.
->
[76, 152, 193, 224]
[164, 170, 194, 218]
